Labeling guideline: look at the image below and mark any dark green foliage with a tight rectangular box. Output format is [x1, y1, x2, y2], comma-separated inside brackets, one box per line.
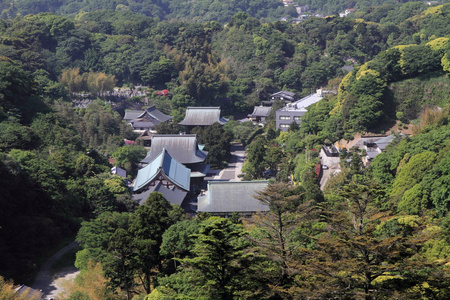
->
[76, 192, 183, 294]
[4, 2, 450, 296]
[193, 123, 232, 168]
[75, 211, 132, 269]
[345, 70, 387, 132]
[0, 154, 64, 280]
[401, 44, 442, 77]
[105, 228, 137, 299]
[142, 57, 176, 89]
[160, 219, 202, 270]
[0, 60, 42, 123]
[179, 217, 249, 299]
[302, 167, 325, 203]
[129, 192, 181, 293]
[389, 73, 450, 121]
[0, 122, 35, 151]
[112, 145, 147, 176]
[242, 136, 267, 180]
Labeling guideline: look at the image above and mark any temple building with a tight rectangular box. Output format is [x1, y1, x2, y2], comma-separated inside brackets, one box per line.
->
[123, 105, 172, 133]
[247, 106, 272, 124]
[140, 134, 210, 181]
[197, 181, 270, 217]
[179, 107, 227, 132]
[133, 148, 191, 206]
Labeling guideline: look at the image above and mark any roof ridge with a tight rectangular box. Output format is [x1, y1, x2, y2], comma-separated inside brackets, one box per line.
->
[186, 106, 221, 109]
[153, 134, 197, 137]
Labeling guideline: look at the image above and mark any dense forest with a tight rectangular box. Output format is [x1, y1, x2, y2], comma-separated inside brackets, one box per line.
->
[2, 0, 450, 299]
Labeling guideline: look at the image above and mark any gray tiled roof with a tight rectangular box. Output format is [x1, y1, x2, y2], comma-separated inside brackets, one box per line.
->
[124, 106, 172, 125]
[249, 106, 271, 117]
[132, 121, 157, 129]
[198, 181, 270, 213]
[141, 134, 208, 164]
[133, 183, 187, 206]
[179, 107, 227, 126]
[134, 148, 191, 192]
[124, 110, 146, 122]
[376, 135, 396, 151]
[147, 105, 172, 122]
[271, 91, 295, 101]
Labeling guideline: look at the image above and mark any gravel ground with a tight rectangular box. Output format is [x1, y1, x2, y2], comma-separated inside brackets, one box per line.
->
[32, 241, 79, 300]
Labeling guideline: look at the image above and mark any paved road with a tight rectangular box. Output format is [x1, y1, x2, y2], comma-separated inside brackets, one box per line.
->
[319, 149, 341, 190]
[32, 241, 79, 299]
[206, 143, 246, 182]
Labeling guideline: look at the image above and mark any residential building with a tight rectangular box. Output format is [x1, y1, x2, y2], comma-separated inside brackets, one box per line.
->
[271, 90, 296, 102]
[275, 89, 325, 131]
[348, 134, 397, 166]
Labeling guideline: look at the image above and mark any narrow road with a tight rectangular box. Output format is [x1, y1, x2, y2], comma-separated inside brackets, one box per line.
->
[32, 241, 79, 299]
[319, 149, 341, 190]
[210, 143, 246, 181]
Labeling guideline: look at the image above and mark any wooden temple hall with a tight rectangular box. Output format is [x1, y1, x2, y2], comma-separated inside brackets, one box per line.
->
[133, 134, 210, 210]
[133, 148, 191, 207]
[178, 107, 227, 132]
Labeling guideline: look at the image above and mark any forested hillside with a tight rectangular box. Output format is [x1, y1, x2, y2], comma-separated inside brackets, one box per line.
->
[1, 0, 448, 23]
[2, 1, 450, 299]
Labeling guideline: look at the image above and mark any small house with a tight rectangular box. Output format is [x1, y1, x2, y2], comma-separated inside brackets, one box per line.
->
[111, 166, 127, 178]
[247, 106, 272, 124]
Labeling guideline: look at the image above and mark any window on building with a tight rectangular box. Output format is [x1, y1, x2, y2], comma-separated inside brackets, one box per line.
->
[294, 116, 301, 121]
[279, 116, 290, 120]
[280, 124, 290, 128]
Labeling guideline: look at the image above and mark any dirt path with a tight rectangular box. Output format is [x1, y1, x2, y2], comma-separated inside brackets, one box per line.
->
[32, 241, 79, 299]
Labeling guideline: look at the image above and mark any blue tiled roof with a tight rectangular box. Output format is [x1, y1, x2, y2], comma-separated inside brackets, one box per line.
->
[134, 148, 190, 192]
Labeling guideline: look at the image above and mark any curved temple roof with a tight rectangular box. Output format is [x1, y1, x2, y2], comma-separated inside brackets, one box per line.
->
[179, 107, 227, 126]
[134, 148, 190, 192]
[141, 134, 208, 165]
[198, 181, 270, 214]
[248, 106, 271, 117]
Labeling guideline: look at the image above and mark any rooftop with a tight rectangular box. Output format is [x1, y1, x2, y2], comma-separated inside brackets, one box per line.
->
[179, 107, 227, 126]
[134, 148, 191, 192]
[123, 110, 146, 122]
[141, 134, 208, 165]
[248, 106, 272, 117]
[123, 105, 172, 124]
[147, 105, 172, 123]
[198, 181, 269, 214]
[133, 183, 187, 206]
[278, 91, 324, 112]
[271, 91, 296, 101]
